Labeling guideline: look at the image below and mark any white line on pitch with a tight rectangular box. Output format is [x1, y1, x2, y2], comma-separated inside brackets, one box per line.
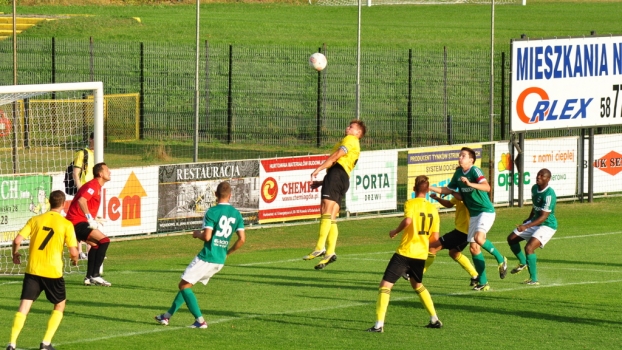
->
[52, 277, 622, 347]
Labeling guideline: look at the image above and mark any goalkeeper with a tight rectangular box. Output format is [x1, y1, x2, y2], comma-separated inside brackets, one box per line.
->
[65, 162, 112, 287]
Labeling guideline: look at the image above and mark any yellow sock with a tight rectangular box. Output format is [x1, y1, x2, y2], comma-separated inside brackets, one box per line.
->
[314, 215, 331, 251]
[325, 221, 338, 256]
[10, 311, 27, 345]
[424, 253, 436, 273]
[453, 252, 478, 278]
[415, 285, 437, 317]
[375, 287, 391, 322]
[42, 310, 63, 344]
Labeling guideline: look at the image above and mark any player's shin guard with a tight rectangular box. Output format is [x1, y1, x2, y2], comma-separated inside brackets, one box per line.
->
[180, 288, 202, 319]
[453, 252, 478, 278]
[472, 253, 487, 284]
[509, 243, 526, 265]
[325, 221, 338, 256]
[314, 215, 331, 251]
[9, 311, 26, 344]
[94, 238, 110, 277]
[481, 239, 504, 264]
[415, 285, 437, 317]
[526, 254, 538, 281]
[167, 291, 186, 317]
[424, 253, 436, 274]
[42, 310, 63, 344]
[375, 287, 391, 323]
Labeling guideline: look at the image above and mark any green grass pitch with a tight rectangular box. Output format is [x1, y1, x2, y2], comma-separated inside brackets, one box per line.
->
[1, 196, 621, 349]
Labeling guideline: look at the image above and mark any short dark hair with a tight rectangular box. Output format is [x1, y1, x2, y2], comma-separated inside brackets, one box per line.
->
[461, 147, 476, 162]
[49, 190, 66, 209]
[93, 162, 107, 178]
[89, 132, 94, 139]
[350, 119, 367, 137]
[539, 168, 552, 178]
[414, 175, 429, 194]
[216, 181, 232, 199]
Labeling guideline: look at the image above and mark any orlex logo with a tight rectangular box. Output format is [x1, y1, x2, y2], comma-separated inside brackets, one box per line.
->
[594, 151, 622, 176]
[261, 177, 278, 203]
[516, 87, 592, 124]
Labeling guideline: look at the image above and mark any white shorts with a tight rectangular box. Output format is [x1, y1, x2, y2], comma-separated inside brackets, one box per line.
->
[181, 256, 224, 286]
[513, 222, 557, 248]
[467, 212, 496, 243]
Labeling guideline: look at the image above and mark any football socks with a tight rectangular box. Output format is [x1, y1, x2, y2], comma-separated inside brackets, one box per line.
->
[424, 253, 436, 273]
[453, 252, 478, 278]
[509, 242, 527, 265]
[375, 287, 391, 323]
[472, 252, 488, 285]
[481, 239, 505, 264]
[325, 221, 339, 256]
[167, 291, 186, 316]
[314, 215, 332, 252]
[42, 310, 63, 344]
[415, 285, 437, 317]
[181, 288, 203, 319]
[526, 253, 538, 282]
[9, 311, 26, 345]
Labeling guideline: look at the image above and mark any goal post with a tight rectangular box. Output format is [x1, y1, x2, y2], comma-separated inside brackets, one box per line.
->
[0, 82, 104, 275]
[0, 81, 105, 167]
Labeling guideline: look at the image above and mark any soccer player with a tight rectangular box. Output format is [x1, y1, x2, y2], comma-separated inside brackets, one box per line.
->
[367, 175, 442, 332]
[424, 192, 479, 286]
[65, 162, 113, 287]
[7, 190, 78, 350]
[430, 147, 507, 291]
[506, 168, 557, 285]
[72, 132, 95, 193]
[155, 181, 246, 329]
[72, 132, 95, 260]
[304, 119, 366, 270]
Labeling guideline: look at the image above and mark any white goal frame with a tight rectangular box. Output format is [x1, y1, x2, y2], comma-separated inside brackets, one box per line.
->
[0, 81, 105, 164]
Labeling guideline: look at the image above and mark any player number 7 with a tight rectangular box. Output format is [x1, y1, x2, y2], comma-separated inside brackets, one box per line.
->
[38, 226, 55, 250]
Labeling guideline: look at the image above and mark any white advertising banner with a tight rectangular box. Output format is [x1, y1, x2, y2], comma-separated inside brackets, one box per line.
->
[52, 166, 160, 237]
[258, 155, 328, 224]
[493, 137, 578, 203]
[511, 36, 622, 132]
[583, 133, 622, 193]
[346, 150, 397, 213]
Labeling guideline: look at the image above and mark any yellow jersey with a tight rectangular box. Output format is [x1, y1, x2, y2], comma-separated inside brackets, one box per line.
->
[73, 148, 95, 185]
[332, 135, 360, 177]
[18, 211, 77, 278]
[396, 198, 440, 260]
[450, 197, 469, 234]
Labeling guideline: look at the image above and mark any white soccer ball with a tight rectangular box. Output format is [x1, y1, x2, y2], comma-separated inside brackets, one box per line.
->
[309, 53, 327, 71]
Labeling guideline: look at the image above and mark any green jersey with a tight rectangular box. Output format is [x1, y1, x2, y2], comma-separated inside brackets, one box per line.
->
[530, 184, 557, 230]
[197, 203, 245, 264]
[448, 166, 495, 216]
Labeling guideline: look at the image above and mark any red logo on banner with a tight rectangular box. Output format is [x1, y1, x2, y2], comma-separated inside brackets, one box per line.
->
[594, 151, 622, 176]
[261, 177, 278, 203]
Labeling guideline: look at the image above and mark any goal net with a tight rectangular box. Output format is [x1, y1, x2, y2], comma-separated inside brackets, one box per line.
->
[310, 0, 524, 5]
[0, 82, 104, 275]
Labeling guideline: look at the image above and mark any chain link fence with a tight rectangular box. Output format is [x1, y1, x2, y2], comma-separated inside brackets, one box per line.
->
[2, 37, 620, 164]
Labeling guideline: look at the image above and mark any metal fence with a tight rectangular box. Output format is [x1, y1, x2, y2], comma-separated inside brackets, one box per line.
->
[1, 38, 620, 162]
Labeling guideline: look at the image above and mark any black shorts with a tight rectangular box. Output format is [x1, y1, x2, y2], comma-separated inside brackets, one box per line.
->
[20, 273, 66, 305]
[74, 222, 94, 242]
[439, 229, 469, 252]
[382, 253, 426, 284]
[321, 163, 350, 205]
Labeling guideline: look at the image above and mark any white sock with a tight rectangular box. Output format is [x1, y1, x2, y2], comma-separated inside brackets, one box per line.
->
[197, 316, 205, 323]
[374, 321, 384, 328]
[430, 315, 439, 323]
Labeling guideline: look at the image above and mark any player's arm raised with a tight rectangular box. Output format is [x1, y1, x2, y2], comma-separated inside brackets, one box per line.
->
[311, 148, 346, 180]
